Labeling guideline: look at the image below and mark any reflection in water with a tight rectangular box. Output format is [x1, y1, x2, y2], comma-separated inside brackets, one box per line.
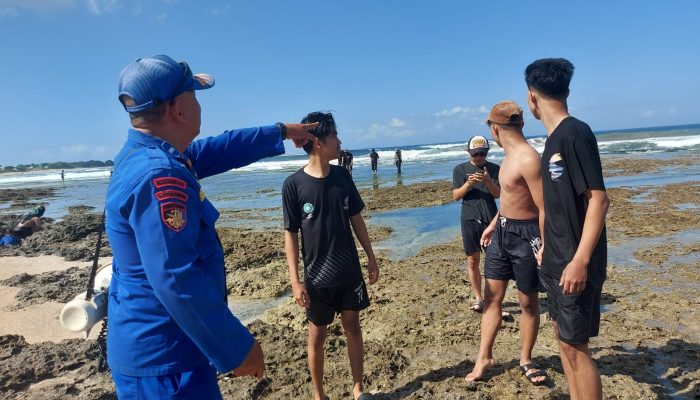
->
[372, 174, 380, 190]
[396, 174, 403, 187]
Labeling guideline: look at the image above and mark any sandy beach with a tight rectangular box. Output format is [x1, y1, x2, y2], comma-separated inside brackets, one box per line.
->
[1, 154, 699, 399]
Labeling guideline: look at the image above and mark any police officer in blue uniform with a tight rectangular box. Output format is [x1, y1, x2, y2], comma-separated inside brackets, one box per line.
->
[106, 55, 317, 399]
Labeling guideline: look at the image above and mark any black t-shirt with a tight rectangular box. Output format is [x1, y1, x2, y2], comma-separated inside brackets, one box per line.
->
[541, 116, 607, 286]
[452, 161, 500, 223]
[283, 165, 365, 288]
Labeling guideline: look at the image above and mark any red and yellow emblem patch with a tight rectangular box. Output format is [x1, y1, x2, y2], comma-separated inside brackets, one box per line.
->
[160, 202, 187, 232]
[153, 177, 187, 189]
[155, 189, 189, 202]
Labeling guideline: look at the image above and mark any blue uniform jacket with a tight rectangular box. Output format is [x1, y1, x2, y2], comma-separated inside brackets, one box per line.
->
[106, 126, 284, 376]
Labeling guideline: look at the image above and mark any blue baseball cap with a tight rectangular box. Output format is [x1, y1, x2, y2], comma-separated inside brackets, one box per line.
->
[118, 55, 215, 113]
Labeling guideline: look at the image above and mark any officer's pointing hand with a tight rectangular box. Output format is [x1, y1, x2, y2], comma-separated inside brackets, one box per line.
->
[284, 123, 319, 148]
[233, 340, 265, 380]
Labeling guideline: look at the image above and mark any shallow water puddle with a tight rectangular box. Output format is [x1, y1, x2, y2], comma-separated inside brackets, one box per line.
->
[229, 291, 290, 326]
[372, 202, 460, 260]
[675, 202, 700, 211]
[605, 165, 700, 188]
[608, 229, 700, 267]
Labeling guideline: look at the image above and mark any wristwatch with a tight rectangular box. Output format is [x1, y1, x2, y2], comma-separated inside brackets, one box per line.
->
[276, 122, 287, 140]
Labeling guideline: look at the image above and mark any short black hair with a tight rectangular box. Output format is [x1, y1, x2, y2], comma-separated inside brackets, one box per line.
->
[301, 111, 337, 154]
[525, 58, 575, 100]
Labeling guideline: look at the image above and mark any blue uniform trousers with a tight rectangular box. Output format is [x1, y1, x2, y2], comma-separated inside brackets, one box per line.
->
[112, 363, 222, 400]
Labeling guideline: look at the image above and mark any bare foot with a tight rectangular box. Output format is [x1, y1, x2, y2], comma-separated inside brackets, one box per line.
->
[465, 358, 495, 381]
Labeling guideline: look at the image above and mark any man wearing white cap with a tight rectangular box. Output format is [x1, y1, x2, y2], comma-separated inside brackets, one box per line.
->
[106, 55, 317, 398]
[452, 135, 500, 313]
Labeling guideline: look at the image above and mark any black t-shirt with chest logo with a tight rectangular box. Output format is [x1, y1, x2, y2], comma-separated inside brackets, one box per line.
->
[282, 165, 365, 288]
[452, 161, 500, 223]
[541, 116, 607, 287]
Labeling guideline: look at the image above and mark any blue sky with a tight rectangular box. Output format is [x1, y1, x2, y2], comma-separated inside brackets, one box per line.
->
[1, 0, 699, 165]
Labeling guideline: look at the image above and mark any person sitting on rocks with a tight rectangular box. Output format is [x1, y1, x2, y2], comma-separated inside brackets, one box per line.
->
[0, 206, 45, 246]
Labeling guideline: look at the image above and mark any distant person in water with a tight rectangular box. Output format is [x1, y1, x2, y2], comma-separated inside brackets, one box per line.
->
[369, 148, 379, 173]
[60, 170, 65, 184]
[345, 150, 354, 175]
[0, 206, 45, 246]
[394, 148, 402, 174]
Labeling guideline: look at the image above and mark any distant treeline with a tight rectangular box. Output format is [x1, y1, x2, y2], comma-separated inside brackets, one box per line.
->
[0, 160, 114, 173]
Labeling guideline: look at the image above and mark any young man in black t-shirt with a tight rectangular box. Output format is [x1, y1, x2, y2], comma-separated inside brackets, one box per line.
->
[526, 58, 610, 400]
[452, 135, 500, 312]
[283, 112, 379, 400]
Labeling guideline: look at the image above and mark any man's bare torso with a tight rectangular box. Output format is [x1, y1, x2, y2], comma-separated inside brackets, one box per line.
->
[498, 144, 541, 220]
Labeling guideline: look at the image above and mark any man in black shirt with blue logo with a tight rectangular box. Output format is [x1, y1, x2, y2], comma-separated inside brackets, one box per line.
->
[283, 112, 379, 400]
[526, 58, 610, 400]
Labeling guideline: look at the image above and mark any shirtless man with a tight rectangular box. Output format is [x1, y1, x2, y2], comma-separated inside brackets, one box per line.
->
[466, 101, 547, 386]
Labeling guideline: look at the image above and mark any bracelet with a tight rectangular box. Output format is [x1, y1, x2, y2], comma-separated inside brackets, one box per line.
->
[276, 122, 287, 140]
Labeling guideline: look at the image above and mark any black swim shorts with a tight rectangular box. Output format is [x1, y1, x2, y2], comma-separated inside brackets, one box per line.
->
[539, 270, 602, 345]
[483, 217, 541, 294]
[11, 227, 33, 239]
[305, 279, 370, 326]
[461, 219, 486, 255]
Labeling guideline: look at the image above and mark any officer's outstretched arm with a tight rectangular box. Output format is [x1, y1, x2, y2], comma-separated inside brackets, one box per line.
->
[188, 125, 285, 179]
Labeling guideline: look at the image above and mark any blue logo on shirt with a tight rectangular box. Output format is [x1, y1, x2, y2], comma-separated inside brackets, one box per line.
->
[303, 202, 315, 219]
[548, 153, 565, 181]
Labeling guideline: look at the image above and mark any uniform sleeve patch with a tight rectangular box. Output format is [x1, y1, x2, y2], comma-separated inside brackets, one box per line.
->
[160, 202, 187, 232]
[153, 177, 187, 189]
[155, 189, 189, 202]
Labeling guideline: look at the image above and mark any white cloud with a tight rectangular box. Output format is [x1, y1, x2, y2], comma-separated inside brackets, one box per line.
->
[206, 4, 231, 15]
[0, 0, 74, 17]
[667, 106, 677, 115]
[154, 12, 167, 21]
[0, 7, 18, 17]
[86, 0, 120, 15]
[360, 123, 382, 140]
[435, 106, 470, 117]
[642, 110, 655, 118]
[435, 105, 488, 118]
[360, 119, 416, 141]
[390, 118, 405, 128]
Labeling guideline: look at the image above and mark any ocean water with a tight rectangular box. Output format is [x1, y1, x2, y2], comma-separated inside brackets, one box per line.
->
[1, 124, 699, 229]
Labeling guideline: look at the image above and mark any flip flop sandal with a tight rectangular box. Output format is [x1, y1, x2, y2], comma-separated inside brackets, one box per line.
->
[520, 363, 548, 386]
[470, 300, 484, 312]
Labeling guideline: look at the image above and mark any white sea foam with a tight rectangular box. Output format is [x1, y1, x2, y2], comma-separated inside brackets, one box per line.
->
[0, 169, 110, 185]
[654, 135, 700, 148]
[2, 131, 697, 185]
[420, 142, 467, 150]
